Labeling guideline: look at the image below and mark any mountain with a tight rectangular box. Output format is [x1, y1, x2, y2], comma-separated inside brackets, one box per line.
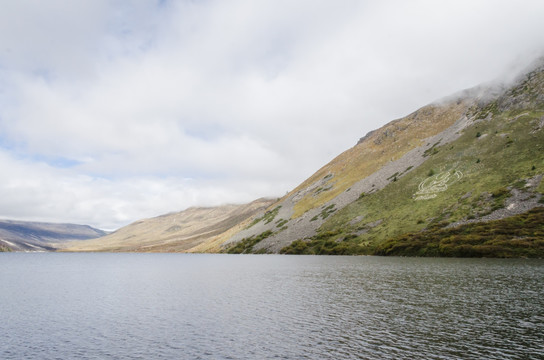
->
[61, 198, 275, 252]
[0, 220, 107, 252]
[47, 59, 544, 257]
[222, 58, 544, 257]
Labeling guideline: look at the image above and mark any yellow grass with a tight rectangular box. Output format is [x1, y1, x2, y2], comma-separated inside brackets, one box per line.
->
[291, 101, 471, 218]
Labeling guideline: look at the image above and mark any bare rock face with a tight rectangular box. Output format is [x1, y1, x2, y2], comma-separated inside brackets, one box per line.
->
[357, 130, 375, 145]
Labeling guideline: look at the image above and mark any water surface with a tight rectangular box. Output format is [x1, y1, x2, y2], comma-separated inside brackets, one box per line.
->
[1, 254, 542, 359]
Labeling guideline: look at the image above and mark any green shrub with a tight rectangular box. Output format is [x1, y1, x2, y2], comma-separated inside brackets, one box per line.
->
[247, 206, 282, 228]
[225, 230, 274, 254]
[280, 240, 308, 254]
[374, 207, 544, 258]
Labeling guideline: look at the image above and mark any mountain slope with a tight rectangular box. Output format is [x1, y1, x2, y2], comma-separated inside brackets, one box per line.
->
[224, 58, 544, 257]
[0, 220, 107, 252]
[62, 198, 275, 252]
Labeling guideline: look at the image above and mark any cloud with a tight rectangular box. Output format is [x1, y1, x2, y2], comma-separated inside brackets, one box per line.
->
[0, 0, 543, 229]
[0, 147, 282, 229]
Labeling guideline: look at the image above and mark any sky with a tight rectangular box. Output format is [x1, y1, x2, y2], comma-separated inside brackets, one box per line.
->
[0, 0, 543, 230]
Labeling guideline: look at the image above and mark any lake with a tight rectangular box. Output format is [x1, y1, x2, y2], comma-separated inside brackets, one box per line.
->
[1, 253, 542, 359]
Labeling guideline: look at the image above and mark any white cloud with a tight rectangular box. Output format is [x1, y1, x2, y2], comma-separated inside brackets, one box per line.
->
[0, 0, 543, 229]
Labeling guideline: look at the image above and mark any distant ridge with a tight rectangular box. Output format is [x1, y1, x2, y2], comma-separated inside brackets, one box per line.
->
[0, 220, 107, 251]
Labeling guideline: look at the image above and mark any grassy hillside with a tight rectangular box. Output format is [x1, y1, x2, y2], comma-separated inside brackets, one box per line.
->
[278, 62, 544, 257]
[224, 90, 479, 253]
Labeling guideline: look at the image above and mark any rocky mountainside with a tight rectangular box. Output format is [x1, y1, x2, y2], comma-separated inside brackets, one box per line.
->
[0, 220, 107, 252]
[222, 58, 544, 257]
[61, 198, 275, 252]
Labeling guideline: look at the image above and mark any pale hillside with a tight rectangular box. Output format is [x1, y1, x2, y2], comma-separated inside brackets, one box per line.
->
[62, 198, 275, 252]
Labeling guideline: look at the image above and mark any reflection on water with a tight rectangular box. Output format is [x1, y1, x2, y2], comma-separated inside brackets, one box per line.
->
[1, 254, 543, 359]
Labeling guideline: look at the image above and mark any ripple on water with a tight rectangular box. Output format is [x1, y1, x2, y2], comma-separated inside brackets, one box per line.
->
[0, 254, 543, 359]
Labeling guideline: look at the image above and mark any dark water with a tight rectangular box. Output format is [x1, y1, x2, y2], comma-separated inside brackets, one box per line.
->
[1, 254, 542, 359]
